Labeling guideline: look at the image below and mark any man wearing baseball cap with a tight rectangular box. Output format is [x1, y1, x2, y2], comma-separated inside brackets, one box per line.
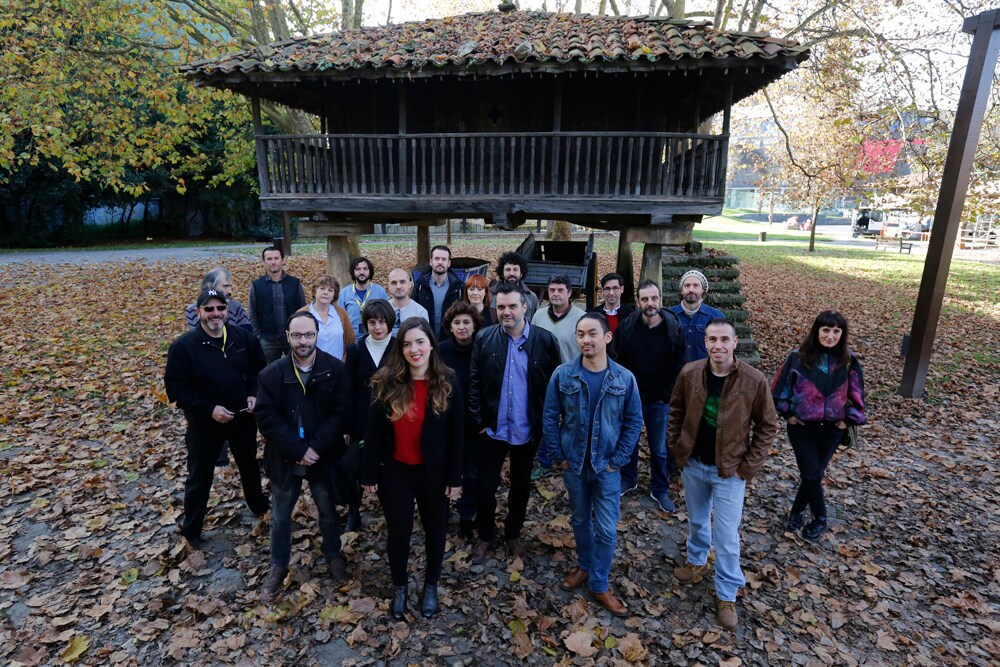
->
[669, 270, 725, 362]
[165, 288, 269, 550]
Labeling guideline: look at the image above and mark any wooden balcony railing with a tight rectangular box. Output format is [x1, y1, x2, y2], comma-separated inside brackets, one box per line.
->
[258, 132, 728, 200]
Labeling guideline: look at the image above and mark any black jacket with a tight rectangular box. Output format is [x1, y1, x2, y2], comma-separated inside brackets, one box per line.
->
[361, 377, 464, 488]
[164, 325, 266, 428]
[344, 335, 396, 442]
[413, 270, 465, 333]
[611, 308, 687, 403]
[468, 323, 561, 437]
[254, 351, 351, 490]
[249, 273, 306, 341]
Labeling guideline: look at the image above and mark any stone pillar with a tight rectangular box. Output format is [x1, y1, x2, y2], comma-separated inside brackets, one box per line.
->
[640, 243, 663, 288]
[326, 236, 352, 285]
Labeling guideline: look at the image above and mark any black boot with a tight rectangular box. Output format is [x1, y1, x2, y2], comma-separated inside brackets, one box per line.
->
[391, 585, 408, 620]
[802, 515, 828, 542]
[786, 510, 805, 532]
[421, 584, 439, 619]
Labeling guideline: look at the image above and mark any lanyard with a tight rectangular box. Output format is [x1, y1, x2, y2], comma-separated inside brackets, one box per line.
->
[292, 361, 307, 395]
[220, 325, 228, 358]
[352, 284, 372, 310]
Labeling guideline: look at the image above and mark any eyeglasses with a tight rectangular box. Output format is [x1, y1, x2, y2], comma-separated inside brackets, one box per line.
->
[289, 332, 317, 340]
[603, 285, 622, 291]
[201, 305, 227, 312]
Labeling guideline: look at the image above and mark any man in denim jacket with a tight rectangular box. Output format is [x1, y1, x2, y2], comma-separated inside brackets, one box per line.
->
[543, 312, 643, 617]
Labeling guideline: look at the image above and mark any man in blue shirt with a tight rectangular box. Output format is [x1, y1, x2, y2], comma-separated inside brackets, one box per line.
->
[338, 256, 389, 336]
[543, 313, 643, 617]
[469, 283, 561, 563]
[669, 269, 725, 362]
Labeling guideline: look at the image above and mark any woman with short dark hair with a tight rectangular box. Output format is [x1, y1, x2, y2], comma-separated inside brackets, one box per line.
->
[362, 318, 463, 621]
[771, 310, 866, 541]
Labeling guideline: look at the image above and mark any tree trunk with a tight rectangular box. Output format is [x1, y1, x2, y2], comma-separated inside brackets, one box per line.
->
[808, 198, 820, 253]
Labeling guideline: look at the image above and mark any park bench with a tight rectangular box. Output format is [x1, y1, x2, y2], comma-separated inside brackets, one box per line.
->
[874, 236, 913, 254]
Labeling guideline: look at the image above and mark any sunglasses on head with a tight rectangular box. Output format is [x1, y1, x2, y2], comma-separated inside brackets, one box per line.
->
[201, 304, 227, 312]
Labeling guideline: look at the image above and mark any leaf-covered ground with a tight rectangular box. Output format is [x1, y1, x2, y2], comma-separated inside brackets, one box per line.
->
[1, 236, 997, 666]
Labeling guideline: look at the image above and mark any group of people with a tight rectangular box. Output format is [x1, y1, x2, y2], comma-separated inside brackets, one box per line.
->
[164, 244, 866, 630]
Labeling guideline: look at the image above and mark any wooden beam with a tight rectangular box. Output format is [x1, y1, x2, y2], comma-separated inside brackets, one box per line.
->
[899, 10, 1000, 398]
[615, 231, 635, 304]
[298, 221, 375, 237]
[281, 212, 292, 256]
[416, 225, 430, 264]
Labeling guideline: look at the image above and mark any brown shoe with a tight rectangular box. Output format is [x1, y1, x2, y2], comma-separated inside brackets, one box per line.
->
[328, 557, 349, 584]
[674, 561, 711, 584]
[471, 539, 497, 563]
[261, 566, 288, 597]
[506, 538, 527, 560]
[716, 598, 738, 630]
[560, 567, 589, 592]
[588, 589, 629, 617]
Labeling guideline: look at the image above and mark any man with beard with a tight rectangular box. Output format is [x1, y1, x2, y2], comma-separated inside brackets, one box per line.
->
[165, 289, 269, 551]
[255, 311, 352, 596]
[338, 256, 389, 336]
[413, 245, 465, 339]
[611, 280, 687, 511]
[669, 269, 725, 362]
[543, 313, 643, 617]
[491, 251, 540, 321]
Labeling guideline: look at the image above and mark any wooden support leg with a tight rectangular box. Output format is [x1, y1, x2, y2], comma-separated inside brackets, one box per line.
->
[640, 243, 663, 289]
[326, 236, 352, 285]
[616, 231, 635, 304]
[416, 226, 430, 265]
[281, 212, 292, 257]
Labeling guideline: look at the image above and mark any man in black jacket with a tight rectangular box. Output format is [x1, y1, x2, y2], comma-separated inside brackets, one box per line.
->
[468, 282, 561, 562]
[611, 280, 688, 512]
[413, 244, 464, 339]
[164, 289, 269, 551]
[248, 246, 307, 363]
[255, 311, 352, 597]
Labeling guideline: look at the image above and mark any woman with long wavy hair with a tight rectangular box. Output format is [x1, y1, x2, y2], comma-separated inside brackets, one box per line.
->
[362, 317, 463, 621]
[771, 310, 866, 542]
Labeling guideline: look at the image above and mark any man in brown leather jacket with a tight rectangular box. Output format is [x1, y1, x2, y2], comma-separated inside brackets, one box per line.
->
[667, 318, 778, 632]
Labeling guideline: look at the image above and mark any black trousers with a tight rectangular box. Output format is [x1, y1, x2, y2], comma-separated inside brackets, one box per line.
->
[788, 422, 844, 519]
[377, 459, 448, 587]
[182, 416, 267, 539]
[476, 438, 538, 542]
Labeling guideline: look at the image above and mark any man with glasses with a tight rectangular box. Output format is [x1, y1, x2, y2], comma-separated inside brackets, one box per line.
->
[165, 289, 269, 551]
[255, 311, 352, 596]
[386, 268, 429, 334]
[588, 273, 635, 334]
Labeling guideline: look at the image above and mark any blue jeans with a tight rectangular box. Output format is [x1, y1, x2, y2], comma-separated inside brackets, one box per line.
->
[563, 466, 621, 594]
[681, 459, 746, 602]
[621, 402, 672, 495]
[270, 470, 342, 567]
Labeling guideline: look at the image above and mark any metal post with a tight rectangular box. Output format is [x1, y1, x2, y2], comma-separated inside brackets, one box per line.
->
[899, 10, 1000, 398]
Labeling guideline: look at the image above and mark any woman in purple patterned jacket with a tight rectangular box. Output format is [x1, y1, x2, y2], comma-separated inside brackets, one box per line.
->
[771, 310, 866, 542]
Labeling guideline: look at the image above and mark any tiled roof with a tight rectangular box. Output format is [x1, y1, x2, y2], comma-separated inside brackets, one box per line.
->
[182, 10, 808, 80]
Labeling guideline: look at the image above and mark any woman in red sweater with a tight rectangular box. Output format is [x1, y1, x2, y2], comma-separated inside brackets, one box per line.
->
[362, 318, 464, 621]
